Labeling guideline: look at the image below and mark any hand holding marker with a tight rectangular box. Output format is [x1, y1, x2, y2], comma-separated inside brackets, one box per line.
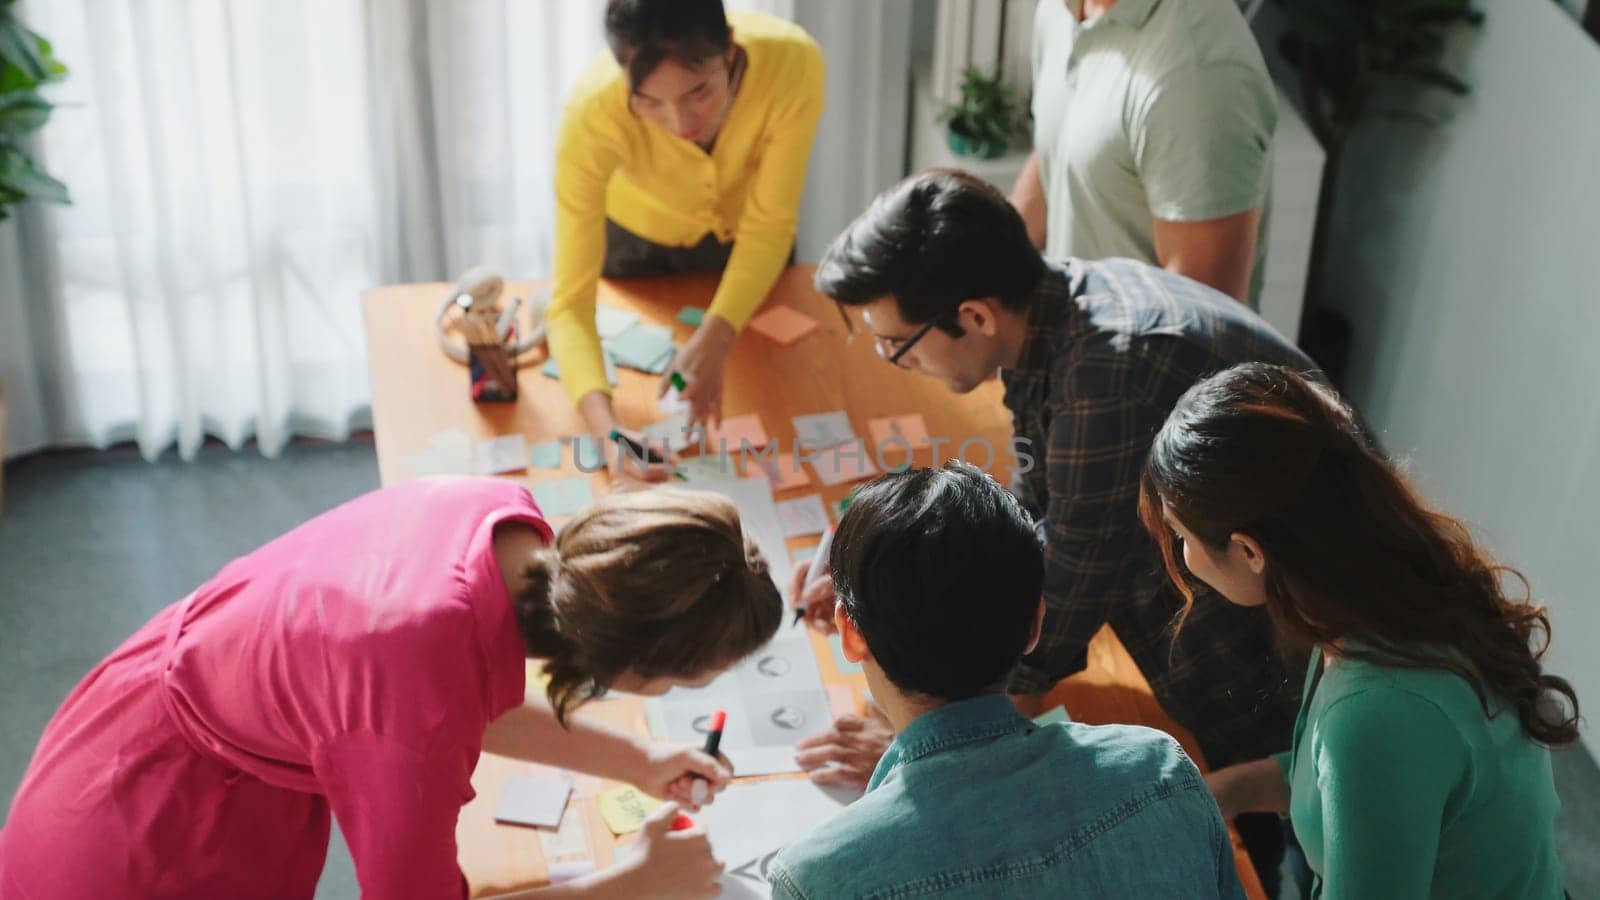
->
[793, 491, 854, 627]
[672, 708, 726, 832]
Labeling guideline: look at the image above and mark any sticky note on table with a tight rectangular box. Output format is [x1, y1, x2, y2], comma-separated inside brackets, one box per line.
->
[747, 305, 818, 346]
[408, 428, 474, 478]
[607, 323, 676, 374]
[474, 435, 529, 475]
[494, 774, 572, 829]
[597, 785, 664, 835]
[1032, 706, 1073, 727]
[777, 495, 830, 538]
[706, 413, 770, 452]
[810, 445, 879, 487]
[792, 411, 857, 450]
[868, 414, 931, 453]
[538, 803, 592, 860]
[791, 545, 817, 565]
[827, 632, 863, 675]
[595, 305, 641, 340]
[827, 683, 858, 718]
[751, 452, 810, 492]
[531, 477, 596, 518]
[675, 452, 737, 482]
[530, 440, 564, 470]
[676, 306, 706, 327]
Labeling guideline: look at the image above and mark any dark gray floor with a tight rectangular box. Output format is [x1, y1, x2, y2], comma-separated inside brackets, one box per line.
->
[1, 441, 1597, 899]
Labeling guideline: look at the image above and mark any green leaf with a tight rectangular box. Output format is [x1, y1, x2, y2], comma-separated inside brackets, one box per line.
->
[0, 88, 50, 132]
[0, 18, 46, 83]
[0, 157, 69, 204]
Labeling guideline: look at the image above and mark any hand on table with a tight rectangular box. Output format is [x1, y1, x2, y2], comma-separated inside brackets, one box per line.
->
[659, 316, 735, 431]
[793, 701, 894, 793]
[786, 557, 838, 635]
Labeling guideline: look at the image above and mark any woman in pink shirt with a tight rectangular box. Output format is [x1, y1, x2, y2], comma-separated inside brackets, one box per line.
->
[0, 476, 781, 899]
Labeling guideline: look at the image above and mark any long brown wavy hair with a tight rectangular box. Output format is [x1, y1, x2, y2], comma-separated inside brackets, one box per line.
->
[513, 487, 781, 724]
[1138, 363, 1579, 746]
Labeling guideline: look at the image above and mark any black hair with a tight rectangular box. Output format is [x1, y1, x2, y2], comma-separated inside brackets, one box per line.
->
[604, 0, 732, 91]
[830, 461, 1045, 701]
[814, 168, 1047, 334]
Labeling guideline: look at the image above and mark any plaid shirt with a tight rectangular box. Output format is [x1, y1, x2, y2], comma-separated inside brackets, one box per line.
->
[1003, 258, 1317, 766]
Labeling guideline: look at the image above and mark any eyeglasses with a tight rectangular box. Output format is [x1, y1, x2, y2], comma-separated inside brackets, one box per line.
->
[834, 302, 966, 367]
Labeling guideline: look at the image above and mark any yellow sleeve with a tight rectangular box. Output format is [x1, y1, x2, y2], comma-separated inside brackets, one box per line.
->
[548, 93, 628, 406]
[706, 43, 825, 330]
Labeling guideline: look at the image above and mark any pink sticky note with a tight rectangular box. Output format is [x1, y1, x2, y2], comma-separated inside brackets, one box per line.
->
[747, 306, 819, 346]
[706, 413, 770, 452]
[868, 414, 931, 454]
[827, 684, 857, 718]
[751, 452, 810, 492]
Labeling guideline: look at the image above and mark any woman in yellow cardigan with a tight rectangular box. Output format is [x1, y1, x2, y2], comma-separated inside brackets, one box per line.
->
[548, 0, 824, 480]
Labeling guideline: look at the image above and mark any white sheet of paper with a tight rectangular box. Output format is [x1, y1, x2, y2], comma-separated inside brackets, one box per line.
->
[695, 780, 857, 898]
[776, 495, 830, 538]
[791, 411, 857, 451]
[494, 774, 572, 828]
[642, 412, 697, 454]
[474, 434, 529, 475]
[809, 444, 880, 487]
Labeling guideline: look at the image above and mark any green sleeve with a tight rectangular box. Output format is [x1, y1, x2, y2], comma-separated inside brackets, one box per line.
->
[1130, 61, 1276, 222]
[1312, 688, 1467, 899]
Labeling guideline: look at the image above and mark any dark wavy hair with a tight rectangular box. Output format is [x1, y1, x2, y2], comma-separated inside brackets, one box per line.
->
[514, 487, 780, 724]
[1138, 363, 1580, 746]
[605, 0, 731, 91]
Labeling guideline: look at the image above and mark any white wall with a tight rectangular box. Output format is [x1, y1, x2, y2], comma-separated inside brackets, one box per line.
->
[1317, 0, 1600, 742]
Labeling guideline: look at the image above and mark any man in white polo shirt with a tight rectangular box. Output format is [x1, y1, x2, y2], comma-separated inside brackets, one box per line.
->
[1011, 0, 1276, 306]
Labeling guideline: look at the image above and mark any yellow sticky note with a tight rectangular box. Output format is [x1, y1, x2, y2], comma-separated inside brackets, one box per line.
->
[596, 785, 663, 835]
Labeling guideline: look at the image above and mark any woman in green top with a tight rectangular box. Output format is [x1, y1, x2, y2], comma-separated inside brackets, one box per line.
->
[1138, 362, 1579, 900]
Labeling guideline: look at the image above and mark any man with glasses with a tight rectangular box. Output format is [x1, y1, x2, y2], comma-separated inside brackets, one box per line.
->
[788, 168, 1318, 886]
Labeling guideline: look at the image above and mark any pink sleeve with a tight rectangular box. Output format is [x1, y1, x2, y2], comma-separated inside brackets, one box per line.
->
[312, 731, 475, 900]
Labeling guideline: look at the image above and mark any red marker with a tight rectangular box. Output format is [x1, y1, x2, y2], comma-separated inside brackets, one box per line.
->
[671, 813, 697, 832]
[689, 709, 727, 807]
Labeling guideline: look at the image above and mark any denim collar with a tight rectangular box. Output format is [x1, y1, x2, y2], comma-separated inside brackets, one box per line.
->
[866, 694, 1031, 792]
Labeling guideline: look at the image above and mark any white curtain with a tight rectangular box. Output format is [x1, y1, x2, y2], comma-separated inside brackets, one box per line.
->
[0, 0, 890, 462]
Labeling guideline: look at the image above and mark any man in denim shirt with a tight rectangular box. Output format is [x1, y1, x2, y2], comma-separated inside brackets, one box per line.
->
[768, 462, 1244, 899]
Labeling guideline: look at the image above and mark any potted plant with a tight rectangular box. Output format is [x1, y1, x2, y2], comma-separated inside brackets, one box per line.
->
[940, 66, 1026, 160]
[1273, 0, 1482, 383]
[0, 0, 70, 505]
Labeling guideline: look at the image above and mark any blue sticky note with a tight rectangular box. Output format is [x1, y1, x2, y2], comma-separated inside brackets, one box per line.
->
[595, 305, 641, 340]
[827, 633, 863, 675]
[677, 306, 706, 327]
[1032, 706, 1072, 727]
[530, 477, 596, 518]
[530, 440, 563, 470]
[607, 323, 676, 373]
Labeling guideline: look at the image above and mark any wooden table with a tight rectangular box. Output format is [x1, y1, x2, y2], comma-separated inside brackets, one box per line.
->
[361, 267, 1265, 899]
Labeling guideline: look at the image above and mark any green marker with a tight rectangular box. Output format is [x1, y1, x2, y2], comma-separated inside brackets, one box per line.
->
[668, 371, 689, 392]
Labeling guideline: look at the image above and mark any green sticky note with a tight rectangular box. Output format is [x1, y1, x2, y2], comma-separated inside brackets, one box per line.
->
[828, 632, 863, 675]
[542, 354, 618, 386]
[530, 440, 563, 470]
[1032, 706, 1072, 727]
[677, 306, 706, 327]
[530, 477, 596, 518]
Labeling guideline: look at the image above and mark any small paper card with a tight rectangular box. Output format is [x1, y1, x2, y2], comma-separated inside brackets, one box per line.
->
[792, 411, 857, 451]
[597, 785, 664, 835]
[494, 774, 572, 829]
[474, 435, 529, 475]
[747, 305, 819, 346]
[777, 495, 830, 538]
[530, 477, 596, 518]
